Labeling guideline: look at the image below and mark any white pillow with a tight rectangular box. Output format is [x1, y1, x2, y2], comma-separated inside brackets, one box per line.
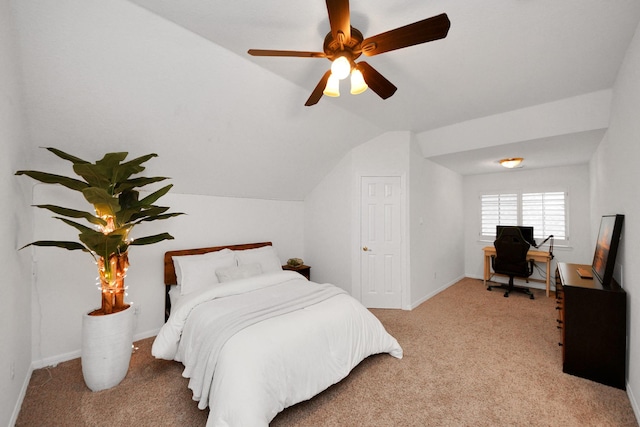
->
[215, 263, 263, 283]
[173, 249, 236, 296]
[234, 246, 283, 273]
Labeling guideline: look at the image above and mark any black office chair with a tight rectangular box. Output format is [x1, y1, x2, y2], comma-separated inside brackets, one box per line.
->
[488, 227, 535, 299]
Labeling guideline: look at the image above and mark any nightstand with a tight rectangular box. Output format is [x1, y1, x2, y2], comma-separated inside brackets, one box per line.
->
[282, 264, 311, 281]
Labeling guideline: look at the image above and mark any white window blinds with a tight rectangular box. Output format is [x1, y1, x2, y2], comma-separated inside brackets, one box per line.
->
[522, 192, 566, 240]
[481, 194, 517, 236]
[481, 191, 567, 241]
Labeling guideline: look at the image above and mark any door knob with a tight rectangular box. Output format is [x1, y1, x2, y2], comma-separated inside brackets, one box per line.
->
[362, 246, 371, 252]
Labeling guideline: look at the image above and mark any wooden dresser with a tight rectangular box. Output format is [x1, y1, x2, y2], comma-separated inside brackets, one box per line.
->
[555, 262, 626, 389]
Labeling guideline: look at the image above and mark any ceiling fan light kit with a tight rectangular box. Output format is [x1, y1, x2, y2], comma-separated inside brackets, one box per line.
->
[330, 55, 351, 79]
[248, 0, 450, 106]
[350, 68, 368, 94]
[323, 74, 341, 97]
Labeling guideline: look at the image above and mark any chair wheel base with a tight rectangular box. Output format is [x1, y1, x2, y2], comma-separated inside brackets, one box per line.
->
[487, 282, 534, 300]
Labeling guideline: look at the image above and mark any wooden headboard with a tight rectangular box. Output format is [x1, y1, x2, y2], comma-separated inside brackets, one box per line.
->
[163, 242, 272, 320]
[164, 241, 272, 285]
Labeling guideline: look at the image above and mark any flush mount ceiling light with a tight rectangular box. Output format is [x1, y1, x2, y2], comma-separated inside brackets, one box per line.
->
[499, 157, 524, 169]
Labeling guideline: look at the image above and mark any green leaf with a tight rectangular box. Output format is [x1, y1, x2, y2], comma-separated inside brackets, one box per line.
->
[126, 205, 169, 222]
[45, 147, 89, 165]
[55, 217, 95, 234]
[114, 176, 167, 194]
[72, 152, 130, 189]
[80, 231, 127, 259]
[129, 232, 174, 246]
[34, 204, 106, 227]
[134, 212, 184, 223]
[73, 163, 113, 190]
[115, 191, 142, 224]
[15, 171, 89, 192]
[113, 153, 157, 183]
[96, 152, 130, 184]
[138, 184, 173, 207]
[19, 240, 89, 252]
[82, 187, 121, 217]
[118, 190, 140, 210]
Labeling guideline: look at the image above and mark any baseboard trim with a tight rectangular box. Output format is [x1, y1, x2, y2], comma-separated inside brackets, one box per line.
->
[10, 364, 33, 427]
[466, 273, 550, 292]
[410, 274, 465, 310]
[21, 328, 161, 425]
[31, 327, 161, 370]
[32, 349, 80, 370]
[627, 380, 640, 425]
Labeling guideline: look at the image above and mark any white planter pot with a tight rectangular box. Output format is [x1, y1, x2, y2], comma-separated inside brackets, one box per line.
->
[81, 305, 135, 392]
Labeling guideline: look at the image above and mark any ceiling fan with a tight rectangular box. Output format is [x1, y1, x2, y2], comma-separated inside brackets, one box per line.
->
[247, 0, 450, 106]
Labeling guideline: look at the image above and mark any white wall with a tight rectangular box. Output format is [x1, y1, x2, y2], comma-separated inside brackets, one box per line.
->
[410, 139, 465, 307]
[12, 0, 382, 202]
[0, 0, 33, 424]
[305, 132, 411, 301]
[30, 185, 304, 367]
[304, 152, 354, 291]
[305, 131, 465, 309]
[463, 164, 592, 288]
[350, 132, 411, 306]
[304, 132, 409, 296]
[417, 90, 611, 158]
[590, 18, 640, 418]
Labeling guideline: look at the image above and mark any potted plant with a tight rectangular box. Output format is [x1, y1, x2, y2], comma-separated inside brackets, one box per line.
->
[16, 147, 183, 391]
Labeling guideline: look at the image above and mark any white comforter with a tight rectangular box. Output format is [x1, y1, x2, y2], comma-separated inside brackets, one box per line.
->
[152, 270, 403, 427]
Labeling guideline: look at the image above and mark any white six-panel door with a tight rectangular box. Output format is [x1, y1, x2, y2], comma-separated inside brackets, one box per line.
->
[360, 176, 402, 308]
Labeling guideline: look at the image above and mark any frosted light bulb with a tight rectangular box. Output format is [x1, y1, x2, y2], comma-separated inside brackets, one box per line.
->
[331, 56, 351, 80]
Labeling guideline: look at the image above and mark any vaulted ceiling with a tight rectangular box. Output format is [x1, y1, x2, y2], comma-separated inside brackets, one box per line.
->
[13, 0, 640, 200]
[129, 0, 639, 130]
[126, 0, 640, 176]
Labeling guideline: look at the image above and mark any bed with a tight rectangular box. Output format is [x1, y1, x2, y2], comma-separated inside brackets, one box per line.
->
[152, 242, 403, 426]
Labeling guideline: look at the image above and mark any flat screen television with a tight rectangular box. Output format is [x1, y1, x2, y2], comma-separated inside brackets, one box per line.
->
[592, 214, 624, 286]
[496, 225, 536, 247]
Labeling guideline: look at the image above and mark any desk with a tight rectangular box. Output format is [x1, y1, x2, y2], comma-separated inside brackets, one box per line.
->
[483, 246, 553, 297]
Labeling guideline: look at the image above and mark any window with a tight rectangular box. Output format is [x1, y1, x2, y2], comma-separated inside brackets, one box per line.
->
[522, 192, 566, 240]
[481, 191, 567, 242]
[481, 194, 517, 236]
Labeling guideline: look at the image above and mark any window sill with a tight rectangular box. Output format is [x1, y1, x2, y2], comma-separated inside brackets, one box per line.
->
[477, 239, 572, 250]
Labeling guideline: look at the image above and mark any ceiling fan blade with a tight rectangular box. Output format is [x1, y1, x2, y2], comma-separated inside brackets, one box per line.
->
[305, 70, 332, 106]
[326, 0, 351, 42]
[361, 13, 450, 57]
[357, 62, 397, 100]
[248, 49, 326, 58]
